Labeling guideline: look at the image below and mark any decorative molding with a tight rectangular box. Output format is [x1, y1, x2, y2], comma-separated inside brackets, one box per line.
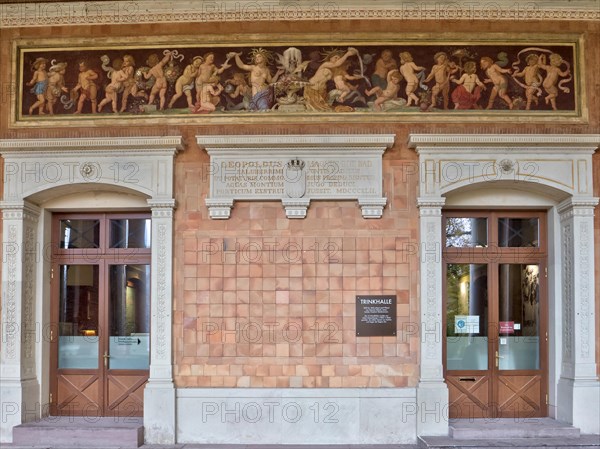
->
[1, 137, 182, 203]
[0, 137, 183, 154]
[1, 1, 598, 28]
[408, 134, 600, 151]
[199, 134, 395, 150]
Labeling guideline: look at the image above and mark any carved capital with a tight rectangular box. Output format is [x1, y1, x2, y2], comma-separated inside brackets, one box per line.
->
[417, 197, 445, 216]
[0, 201, 41, 223]
[148, 198, 176, 218]
[558, 197, 599, 221]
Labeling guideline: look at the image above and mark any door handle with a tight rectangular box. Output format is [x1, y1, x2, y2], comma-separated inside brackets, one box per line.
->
[103, 351, 110, 368]
[495, 350, 504, 368]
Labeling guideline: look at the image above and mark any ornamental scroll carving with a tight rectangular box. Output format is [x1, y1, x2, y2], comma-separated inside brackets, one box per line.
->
[579, 222, 590, 358]
[4, 225, 18, 360]
[425, 221, 438, 360]
[23, 224, 36, 363]
[562, 223, 573, 362]
[154, 221, 169, 361]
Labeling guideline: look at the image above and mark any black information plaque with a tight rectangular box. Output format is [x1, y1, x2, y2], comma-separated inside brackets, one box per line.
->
[356, 295, 397, 337]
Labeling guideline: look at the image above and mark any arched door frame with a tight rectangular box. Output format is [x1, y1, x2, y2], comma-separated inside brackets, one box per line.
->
[408, 133, 599, 436]
[0, 137, 182, 444]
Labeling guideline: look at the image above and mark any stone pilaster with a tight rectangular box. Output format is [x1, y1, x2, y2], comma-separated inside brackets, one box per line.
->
[144, 199, 176, 444]
[0, 200, 41, 443]
[557, 197, 600, 433]
[415, 197, 448, 437]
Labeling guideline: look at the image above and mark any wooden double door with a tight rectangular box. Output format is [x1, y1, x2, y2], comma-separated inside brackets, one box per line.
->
[444, 211, 548, 419]
[49, 214, 151, 417]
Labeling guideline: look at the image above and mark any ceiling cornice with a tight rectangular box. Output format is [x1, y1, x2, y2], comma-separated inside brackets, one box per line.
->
[1, 1, 598, 28]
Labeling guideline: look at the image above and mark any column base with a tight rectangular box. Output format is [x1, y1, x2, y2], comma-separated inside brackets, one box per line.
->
[416, 381, 449, 437]
[0, 378, 39, 443]
[557, 377, 600, 434]
[144, 380, 176, 444]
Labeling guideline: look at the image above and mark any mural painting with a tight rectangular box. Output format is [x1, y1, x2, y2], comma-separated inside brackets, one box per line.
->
[15, 36, 580, 124]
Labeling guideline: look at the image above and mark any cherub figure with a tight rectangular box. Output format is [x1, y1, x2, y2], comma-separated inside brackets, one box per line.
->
[371, 49, 398, 91]
[232, 48, 283, 111]
[168, 56, 202, 108]
[424, 52, 458, 110]
[119, 55, 145, 113]
[144, 51, 172, 110]
[194, 52, 232, 104]
[27, 57, 48, 115]
[224, 72, 251, 110]
[451, 60, 486, 109]
[365, 69, 402, 111]
[332, 60, 363, 103]
[538, 53, 570, 111]
[98, 59, 128, 113]
[480, 56, 513, 110]
[399, 51, 425, 107]
[45, 61, 68, 115]
[513, 53, 542, 110]
[72, 60, 99, 114]
[191, 75, 223, 113]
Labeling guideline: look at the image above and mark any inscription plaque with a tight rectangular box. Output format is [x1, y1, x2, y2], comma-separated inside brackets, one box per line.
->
[356, 295, 397, 337]
[197, 134, 394, 219]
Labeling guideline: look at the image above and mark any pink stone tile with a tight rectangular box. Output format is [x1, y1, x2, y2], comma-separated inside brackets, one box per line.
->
[342, 265, 356, 277]
[329, 264, 343, 276]
[275, 290, 290, 304]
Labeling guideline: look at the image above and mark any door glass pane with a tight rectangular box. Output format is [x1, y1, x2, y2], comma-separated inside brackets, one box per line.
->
[58, 265, 99, 369]
[446, 264, 488, 370]
[60, 219, 100, 249]
[445, 218, 487, 247]
[498, 218, 539, 247]
[108, 265, 150, 369]
[498, 264, 540, 370]
[109, 219, 151, 248]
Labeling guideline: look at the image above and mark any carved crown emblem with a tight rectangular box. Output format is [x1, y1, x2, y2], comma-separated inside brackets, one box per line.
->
[287, 158, 305, 170]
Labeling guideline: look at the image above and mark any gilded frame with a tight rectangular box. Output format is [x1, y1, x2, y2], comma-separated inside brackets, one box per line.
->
[11, 33, 587, 127]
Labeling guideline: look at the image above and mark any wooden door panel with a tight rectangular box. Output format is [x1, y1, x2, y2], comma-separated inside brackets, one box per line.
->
[447, 374, 490, 419]
[497, 374, 543, 418]
[106, 373, 147, 417]
[56, 373, 101, 415]
[51, 214, 151, 418]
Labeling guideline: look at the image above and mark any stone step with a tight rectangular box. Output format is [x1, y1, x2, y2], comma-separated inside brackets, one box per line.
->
[419, 434, 600, 449]
[449, 418, 580, 439]
[11, 417, 143, 448]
